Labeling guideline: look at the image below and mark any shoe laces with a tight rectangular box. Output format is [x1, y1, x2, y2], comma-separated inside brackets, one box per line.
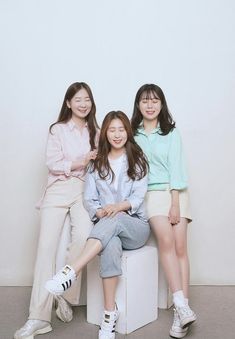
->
[172, 308, 181, 327]
[177, 305, 193, 317]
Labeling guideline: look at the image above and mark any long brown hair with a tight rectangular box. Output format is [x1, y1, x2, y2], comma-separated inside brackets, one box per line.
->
[49, 82, 99, 150]
[131, 84, 175, 136]
[93, 111, 148, 181]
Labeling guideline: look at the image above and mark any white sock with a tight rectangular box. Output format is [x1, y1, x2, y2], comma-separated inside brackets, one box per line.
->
[185, 298, 189, 306]
[173, 290, 186, 308]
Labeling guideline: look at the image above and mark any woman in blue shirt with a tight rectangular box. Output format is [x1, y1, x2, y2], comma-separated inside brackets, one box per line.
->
[131, 84, 196, 339]
[45, 111, 150, 339]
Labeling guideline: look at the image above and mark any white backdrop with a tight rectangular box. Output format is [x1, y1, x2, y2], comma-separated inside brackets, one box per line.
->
[0, 0, 235, 285]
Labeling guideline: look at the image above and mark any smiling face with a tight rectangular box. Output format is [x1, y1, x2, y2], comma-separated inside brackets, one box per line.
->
[106, 118, 128, 152]
[138, 90, 162, 122]
[66, 88, 92, 120]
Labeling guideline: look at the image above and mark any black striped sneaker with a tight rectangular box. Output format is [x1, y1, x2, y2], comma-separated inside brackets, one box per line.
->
[99, 305, 119, 339]
[45, 265, 76, 296]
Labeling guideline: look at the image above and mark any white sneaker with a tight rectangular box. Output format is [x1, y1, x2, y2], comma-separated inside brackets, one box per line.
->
[45, 265, 76, 296]
[175, 304, 197, 328]
[14, 319, 52, 339]
[169, 308, 188, 338]
[55, 295, 73, 323]
[99, 307, 119, 339]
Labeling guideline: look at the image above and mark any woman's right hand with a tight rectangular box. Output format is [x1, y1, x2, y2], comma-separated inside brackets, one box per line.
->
[84, 149, 98, 166]
[96, 208, 107, 219]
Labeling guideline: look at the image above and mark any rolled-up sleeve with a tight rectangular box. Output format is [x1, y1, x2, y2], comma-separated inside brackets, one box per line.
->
[46, 126, 87, 176]
[168, 129, 188, 190]
[46, 127, 72, 176]
[126, 174, 148, 215]
[83, 171, 102, 222]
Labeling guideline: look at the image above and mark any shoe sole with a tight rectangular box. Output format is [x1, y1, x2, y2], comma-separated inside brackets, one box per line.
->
[169, 327, 188, 338]
[181, 315, 197, 329]
[14, 325, 52, 339]
[45, 282, 63, 296]
[55, 296, 73, 323]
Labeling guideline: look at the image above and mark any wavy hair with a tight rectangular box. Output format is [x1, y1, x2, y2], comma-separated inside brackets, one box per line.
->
[131, 84, 175, 136]
[93, 111, 148, 181]
[49, 82, 99, 150]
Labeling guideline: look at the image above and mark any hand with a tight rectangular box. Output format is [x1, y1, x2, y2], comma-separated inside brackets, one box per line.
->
[96, 208, 107, 219]
[84, 149, 98, 165]
[168, 204, 180, 225]
[103, 203, 122, 218]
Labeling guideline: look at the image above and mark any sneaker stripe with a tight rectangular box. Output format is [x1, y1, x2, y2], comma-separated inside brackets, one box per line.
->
[69, 279, 72, 287]
[62, 283, 66, 291]
[66, 281, 69, 289]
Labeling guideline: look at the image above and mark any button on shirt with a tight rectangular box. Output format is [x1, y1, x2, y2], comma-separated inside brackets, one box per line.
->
[134, 126, 188, 191]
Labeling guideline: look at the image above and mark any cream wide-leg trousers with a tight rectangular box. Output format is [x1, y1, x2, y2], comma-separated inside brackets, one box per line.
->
[29, 177, 92, 322]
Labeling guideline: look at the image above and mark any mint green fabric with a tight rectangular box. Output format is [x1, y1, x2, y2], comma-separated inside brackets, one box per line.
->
[135, 126, 188, 191]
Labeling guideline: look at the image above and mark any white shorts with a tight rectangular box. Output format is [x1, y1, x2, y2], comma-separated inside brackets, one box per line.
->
[145, 189, 192, 222]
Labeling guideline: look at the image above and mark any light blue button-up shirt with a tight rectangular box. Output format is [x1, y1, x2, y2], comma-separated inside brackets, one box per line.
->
[134, 126, 188, 191]
[83, 155, 148, 222]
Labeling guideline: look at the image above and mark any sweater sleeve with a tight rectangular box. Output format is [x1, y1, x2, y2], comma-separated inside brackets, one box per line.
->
[168, 128, 188, 190]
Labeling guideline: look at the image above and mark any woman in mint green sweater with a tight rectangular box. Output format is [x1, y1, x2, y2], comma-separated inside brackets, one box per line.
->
[131, 84, 196, 339]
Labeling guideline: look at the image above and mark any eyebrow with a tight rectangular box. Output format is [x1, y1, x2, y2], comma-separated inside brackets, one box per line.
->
[141, 96, 160, 100]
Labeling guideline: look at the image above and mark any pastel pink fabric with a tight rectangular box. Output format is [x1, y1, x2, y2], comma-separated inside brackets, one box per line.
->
[37, 119, 98, 208]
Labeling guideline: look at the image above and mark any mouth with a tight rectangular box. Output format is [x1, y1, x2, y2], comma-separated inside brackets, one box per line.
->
[78, 109, 88, 114]
[113, 139, 122, 144]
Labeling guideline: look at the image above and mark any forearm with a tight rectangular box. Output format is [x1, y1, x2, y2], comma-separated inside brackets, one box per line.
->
[71, 157, 87, 171]
[170, 189, 180, 207]
[117, 200, 131, 212]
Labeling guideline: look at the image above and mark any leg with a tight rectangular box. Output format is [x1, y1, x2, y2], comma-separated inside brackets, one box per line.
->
[149, 216, 182, 293]
[29, 206, 68, 321]
[118, 214, 150, 250]
[102, 277, 119, 311]
[172, 218, 189, 298]
[63, 198, 93, 304]
[71, 238, 102, 274]
[100, 236, 122, 310]
[99, 238, 121, 339]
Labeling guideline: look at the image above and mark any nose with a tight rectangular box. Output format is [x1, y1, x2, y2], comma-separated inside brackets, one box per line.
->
[147, 99, 153, 108]
[80, 101, 86, 107]
[114, 130, 120, 138]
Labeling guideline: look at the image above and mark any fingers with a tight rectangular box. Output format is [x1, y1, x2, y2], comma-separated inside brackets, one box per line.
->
[103, 205, 117, 218]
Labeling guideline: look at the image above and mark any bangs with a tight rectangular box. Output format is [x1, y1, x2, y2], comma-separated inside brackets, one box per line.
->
[140, 90, 160, 101]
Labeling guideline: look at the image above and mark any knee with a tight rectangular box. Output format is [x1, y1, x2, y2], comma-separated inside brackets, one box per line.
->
[175, 243, 187, 258]
[102, 237, 122, 259]
[158, 235, 175, 253]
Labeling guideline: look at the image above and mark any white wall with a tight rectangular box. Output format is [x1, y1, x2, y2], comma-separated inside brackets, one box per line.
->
[0, 0, 235, 285]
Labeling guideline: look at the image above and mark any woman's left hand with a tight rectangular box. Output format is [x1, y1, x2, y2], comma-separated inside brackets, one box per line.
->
[168, 204, 180, 225]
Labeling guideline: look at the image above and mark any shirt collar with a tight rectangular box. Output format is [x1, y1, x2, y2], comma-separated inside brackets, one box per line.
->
[137, 123, 161, 135]
[68, 119, 88, 131]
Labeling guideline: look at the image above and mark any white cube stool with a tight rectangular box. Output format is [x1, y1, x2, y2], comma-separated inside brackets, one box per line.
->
[146, 233, 173, 309]
[87, 246, 158, 334]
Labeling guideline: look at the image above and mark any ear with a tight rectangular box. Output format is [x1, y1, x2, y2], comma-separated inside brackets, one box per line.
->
[66, 100, 71, 109]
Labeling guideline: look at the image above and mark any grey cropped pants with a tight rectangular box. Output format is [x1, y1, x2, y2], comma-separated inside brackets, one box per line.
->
[88, 212, 150, 278]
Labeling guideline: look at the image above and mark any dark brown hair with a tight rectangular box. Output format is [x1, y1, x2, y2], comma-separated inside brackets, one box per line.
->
[131, 84, 175, 136]
[49, 82, 99, 150]
[93, 111, 148, 181]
